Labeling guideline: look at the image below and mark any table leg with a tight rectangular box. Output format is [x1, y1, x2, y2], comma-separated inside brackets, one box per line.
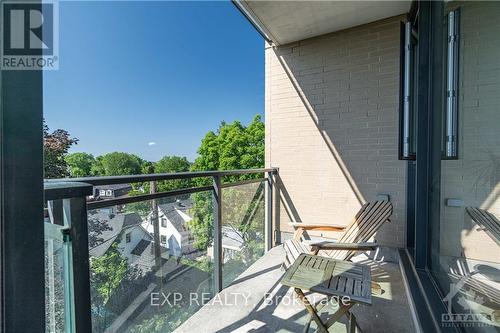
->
[303, 316, 312, 333]
[302, 296, 332, 333]
[294, 288, 329, 333]
[324, 302, 355, 328]
[347, 311, 356, 333]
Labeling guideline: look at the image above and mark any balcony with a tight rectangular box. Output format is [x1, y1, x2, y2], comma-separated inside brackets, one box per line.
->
[2, 1, 499, 332]
[176, 246, 414, 333]
[43, 169, 414, 333]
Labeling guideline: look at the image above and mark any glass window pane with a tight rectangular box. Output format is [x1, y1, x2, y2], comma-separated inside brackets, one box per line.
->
[431, 3, 500, 331]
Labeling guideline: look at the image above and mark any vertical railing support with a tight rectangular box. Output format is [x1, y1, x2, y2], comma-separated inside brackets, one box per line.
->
[45, 181, 93, 333]
[265, 171, 273, 252]
[65, 196, 93, 333]
[150, 180, 162, 269]
[213, 175, 223, 293]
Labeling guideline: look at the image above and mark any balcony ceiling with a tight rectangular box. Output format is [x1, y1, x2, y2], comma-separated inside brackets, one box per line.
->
[238, 1, 411, 45]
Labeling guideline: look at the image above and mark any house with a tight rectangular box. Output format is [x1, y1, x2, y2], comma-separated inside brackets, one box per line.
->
[92, 184, 132, 200]
[89, 184, 133, 214]
[207, 226, 245, 263]
[89, 211, 160, 273]
[141, 197, 196, 257]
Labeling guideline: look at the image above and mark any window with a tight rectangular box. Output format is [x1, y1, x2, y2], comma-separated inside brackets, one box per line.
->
[125, 232, 131, 243]
[399, 20, 418, 160]
[161, 218, 166, 228]
[443, 9, 460, 159]
[161, 235, 167, 244]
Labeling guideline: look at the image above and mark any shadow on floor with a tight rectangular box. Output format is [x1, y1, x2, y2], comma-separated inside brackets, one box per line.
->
[175, 246, 415, 333]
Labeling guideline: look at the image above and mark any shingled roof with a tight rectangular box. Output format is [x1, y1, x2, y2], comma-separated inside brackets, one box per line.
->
[89, 211, 143, 257]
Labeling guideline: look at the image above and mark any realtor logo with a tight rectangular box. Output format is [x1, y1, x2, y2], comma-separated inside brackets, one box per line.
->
[1, 0, 59, 70]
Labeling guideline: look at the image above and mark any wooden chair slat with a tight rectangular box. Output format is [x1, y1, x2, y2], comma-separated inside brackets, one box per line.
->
[283, 201, 392, 267]
[338, 201, 387, 244]
[345, 277, 355, 295]
[466, 207, 500, 246]
[354, 280, 362, 297]
[340, 201, 382, 243]
[330, 201, 392, 260]
[337, 276, 347, 293]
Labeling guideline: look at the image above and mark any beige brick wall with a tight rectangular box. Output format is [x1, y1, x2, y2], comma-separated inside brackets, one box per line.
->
[439, 1, 500, 263]
[266, 16, 406, 247]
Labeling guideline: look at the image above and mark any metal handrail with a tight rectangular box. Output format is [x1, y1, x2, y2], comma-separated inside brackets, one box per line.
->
[43, 167, 277, 317]
[44, 181, 93, 201]
[45, 168, 278, 186]
[87, 177, 267, 210]
[87, 185, 213, 210]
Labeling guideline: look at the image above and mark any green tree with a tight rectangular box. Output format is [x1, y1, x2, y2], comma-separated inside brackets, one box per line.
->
[90, 243, 128, 304]
[126, 156, 192, 215]
[90, 243, 129, 332]
[189, 115, 265, 250]
[154, 155, 192, 192]
[91, 152, 142, 176]
[43, 122, 79, 178]
[65, 152, 95, 177]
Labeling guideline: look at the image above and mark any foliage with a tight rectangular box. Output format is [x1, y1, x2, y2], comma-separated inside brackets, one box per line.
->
[180, 257, 213, 273]
[189, 115, 265, 250]
[87, 211, 113, 248]
[141, 160, 155, 174]
[155, 155, 192, 191]
[222, 183, 265, 252]
[65, 152, 95, 177]
[91, 152, 143, 176]
[188, 191, 214, 251]
[90, 243, 128, 305]
[191, 115, 264, 182]
[43, 122, 79, 178]
[133, 155, 193, 195]
[122, 201, 151, 218]
[90, 242, 138, 333]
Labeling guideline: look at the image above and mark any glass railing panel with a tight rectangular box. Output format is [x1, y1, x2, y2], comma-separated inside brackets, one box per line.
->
[221, 181, 266, 288]
[87, 191, 214, 333]
[44, 212, 73, 333]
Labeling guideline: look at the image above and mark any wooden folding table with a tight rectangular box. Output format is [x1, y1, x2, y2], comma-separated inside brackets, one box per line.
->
[280, 253, 372, 333]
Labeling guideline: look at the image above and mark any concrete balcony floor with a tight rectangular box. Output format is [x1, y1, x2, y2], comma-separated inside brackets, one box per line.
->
[176, 246, 415, 333]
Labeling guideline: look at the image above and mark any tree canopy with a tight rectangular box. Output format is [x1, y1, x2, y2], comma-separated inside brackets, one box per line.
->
[43, 122, 79, 178]
[65, 152, 95, 177]
[189, 115, 265, 250]
[91, 152, 143, 176]
[154, 156, 192, 192]
[192, 115, 264, 174]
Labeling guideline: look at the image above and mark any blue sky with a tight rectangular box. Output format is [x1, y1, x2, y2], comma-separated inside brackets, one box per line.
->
[43, 1, 263, 162]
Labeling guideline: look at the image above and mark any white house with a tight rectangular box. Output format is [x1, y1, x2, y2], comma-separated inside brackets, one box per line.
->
[142, 198, 196, 257]
[89, 211, 160, 273]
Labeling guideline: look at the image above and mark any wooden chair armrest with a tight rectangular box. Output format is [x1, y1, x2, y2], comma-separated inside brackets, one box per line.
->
[307, 241, 378, 251]
[288, 222, 346, 232]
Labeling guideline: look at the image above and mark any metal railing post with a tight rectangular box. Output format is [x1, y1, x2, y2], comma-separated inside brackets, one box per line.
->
[265, 171, 273, 252]
[45, 181, 93, 333]
[213, 175, 223, 292]
[150, 180, 162, 269]
[66, 196, 93, 333]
